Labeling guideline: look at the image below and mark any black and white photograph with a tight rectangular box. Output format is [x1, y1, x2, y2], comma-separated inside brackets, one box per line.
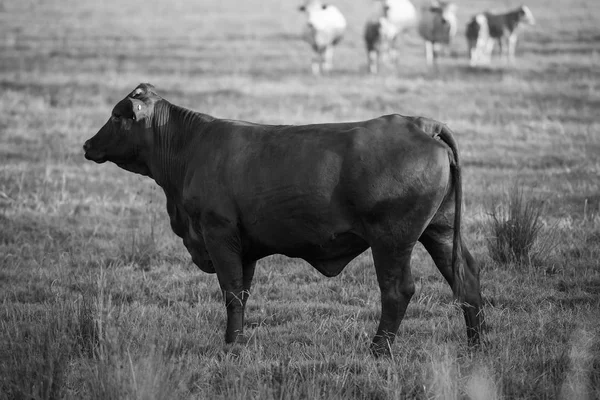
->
[0, 0, 599, 398]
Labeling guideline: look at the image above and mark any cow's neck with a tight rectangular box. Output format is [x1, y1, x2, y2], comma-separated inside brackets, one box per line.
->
[148, 101, 213, 194]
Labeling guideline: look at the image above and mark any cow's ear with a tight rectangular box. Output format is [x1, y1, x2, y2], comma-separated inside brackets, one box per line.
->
[130, 87, 145, 99]
[298, 5, 306, 11]
[129, 83, 156, 100]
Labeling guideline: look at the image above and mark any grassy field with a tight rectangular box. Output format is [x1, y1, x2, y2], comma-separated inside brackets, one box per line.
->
[1, 0, 599, 398]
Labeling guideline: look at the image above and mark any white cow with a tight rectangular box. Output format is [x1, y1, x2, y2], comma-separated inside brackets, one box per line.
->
[299, 1, 347, 75]
[417, 1, 458, 66]
[466, 6, 535, 66]
[373, 0, 418, 32]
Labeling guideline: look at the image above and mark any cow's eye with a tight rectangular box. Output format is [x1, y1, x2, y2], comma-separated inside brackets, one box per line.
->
[112, 113, 121, 121]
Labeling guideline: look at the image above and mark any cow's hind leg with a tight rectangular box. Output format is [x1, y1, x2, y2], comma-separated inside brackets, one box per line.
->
[241, 261, 256, 314]
[367, 49, 379, 74]
[311, 49, 324, 75]
[425, 40, 435, 66]
[370, 242, 416, 357]
[419, 223, 484, 347]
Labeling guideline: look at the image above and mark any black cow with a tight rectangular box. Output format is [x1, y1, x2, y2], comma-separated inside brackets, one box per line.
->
[84, 83, 484, 356]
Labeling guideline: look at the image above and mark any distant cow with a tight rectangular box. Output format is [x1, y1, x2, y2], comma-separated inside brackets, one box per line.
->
[364, 16, 399, 73]
[299, 1, 347, 74]
[365, 0, 418, 72]
[418, 1, 458, 66]
[373, 0, 418, 33]
[466, 6, 535, 66]
[84, 83, 484, 356]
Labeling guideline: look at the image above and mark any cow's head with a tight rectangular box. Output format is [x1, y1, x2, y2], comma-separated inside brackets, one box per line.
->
[83, 83, 160, 176]
[428, 1, 457, 26]
[373, 0, 391, 15]
[298, 1, 328, 13]
[519, 5, 535, 25]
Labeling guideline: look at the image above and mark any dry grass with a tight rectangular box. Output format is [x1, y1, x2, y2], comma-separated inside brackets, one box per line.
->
[486, 185, 553, 266]
[1, 0, 600, 398]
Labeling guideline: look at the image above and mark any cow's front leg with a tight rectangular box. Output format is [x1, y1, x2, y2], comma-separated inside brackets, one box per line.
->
[311, 50, 324, 75]
[322, 46, 334, 72]
[201, 212, 248, 343]
[424, 41, 435, 66]
[507, 34, 517, 64]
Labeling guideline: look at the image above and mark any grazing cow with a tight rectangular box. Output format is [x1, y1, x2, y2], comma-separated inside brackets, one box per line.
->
[417, 1, 458, 66]
[83, 83, 484, 356]
[298, 0, 346, 74]
[466, 6, 535, 66]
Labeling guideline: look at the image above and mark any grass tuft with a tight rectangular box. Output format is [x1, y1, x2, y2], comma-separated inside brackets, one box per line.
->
[75, 294, 102, 357]
[0, 303, 76, 400]
[486, 185, 552, 266]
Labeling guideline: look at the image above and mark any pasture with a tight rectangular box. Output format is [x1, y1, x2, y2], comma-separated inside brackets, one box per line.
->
[1, 0, 599, 398]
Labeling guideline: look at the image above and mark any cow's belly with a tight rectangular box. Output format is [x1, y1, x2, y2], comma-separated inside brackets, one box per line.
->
[296, 232, 369, 277]
[248, 221, 369, 277]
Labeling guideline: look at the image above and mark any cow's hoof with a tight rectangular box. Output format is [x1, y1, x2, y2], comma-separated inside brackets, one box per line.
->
[369, 342, 392, 358]
[222, 342, 245, 358]
[225, 331, 250, 346]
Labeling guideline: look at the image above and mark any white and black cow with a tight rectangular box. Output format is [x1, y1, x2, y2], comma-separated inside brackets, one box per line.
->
[466, 5, 535, 66]
[364, 0, 418, 73]
[364, 16, 399, 74]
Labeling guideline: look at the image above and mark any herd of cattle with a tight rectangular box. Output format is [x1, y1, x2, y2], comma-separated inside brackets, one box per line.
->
[299, 0, 536, 73]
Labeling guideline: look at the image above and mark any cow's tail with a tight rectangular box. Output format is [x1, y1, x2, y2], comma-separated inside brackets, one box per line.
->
[436, 125, 465, 301]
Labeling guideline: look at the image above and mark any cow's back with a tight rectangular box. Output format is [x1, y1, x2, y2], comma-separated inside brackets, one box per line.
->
[484, 12, 509, 38]
[418, 7, 457, 44]
[202, 116, 449, 237]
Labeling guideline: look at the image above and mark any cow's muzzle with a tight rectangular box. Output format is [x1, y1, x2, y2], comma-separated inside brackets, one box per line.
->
[83, 140, 107, 163]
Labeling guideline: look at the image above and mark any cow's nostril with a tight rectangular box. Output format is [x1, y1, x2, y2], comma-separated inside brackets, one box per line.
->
[83, 141, 91, 152]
